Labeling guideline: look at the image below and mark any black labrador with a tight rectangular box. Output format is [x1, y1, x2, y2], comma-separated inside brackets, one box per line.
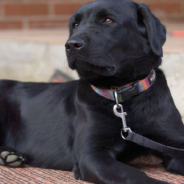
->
[0, 0, 184, 183]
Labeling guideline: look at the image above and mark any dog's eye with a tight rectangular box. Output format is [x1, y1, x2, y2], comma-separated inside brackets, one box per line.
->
[73, 23, 79, 29]
[104, 18, 114, 24]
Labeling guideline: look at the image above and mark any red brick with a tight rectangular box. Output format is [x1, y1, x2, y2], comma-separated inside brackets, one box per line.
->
[0, 21, 23, 29]
[134, 0, 182, 3]
[29, 20, 68, 28]
[149, 3, 181, 14]
[182, 1, 184, 12]
[0, 5, 4, 16]
[4, 4, 49, 16]
[165, 15, 184, 23]
[0, 1, 183, 30]
[71, 0, 89, 3]
[54, 4, 83, 15]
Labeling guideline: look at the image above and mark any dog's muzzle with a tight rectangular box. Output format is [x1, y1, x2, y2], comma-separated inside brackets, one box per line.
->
[65, 38, 85, 53]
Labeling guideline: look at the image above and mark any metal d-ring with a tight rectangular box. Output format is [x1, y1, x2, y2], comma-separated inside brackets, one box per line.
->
[113, 90, 121, 109]
[121, 128, 132, 139]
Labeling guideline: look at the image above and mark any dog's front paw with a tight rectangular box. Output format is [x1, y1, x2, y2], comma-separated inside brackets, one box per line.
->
[0, 150, 25, 167]
[73, 163, 82, 180]
[166, 157, 184, 176]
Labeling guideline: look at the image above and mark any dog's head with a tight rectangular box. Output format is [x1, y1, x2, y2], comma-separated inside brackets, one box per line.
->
[65, 0, 166, 88]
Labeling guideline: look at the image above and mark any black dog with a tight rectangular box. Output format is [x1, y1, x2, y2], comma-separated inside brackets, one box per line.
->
[0, 0, 184, 183]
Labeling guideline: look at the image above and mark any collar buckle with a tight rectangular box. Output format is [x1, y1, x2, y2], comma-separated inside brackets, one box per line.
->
[117, 82, 139, 102]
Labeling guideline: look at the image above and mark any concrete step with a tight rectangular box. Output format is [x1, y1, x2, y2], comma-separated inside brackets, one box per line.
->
[0, 26, 183, 119]
[160, 54, 184, 118]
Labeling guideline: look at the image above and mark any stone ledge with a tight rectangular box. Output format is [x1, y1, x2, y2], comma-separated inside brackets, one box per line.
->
[0, 39, 183, 119]
[161, 53, 184, 118]
[0, 40, 78, 82]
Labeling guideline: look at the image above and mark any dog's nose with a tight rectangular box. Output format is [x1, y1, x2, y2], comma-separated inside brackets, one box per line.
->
[65, 39, 85, 52]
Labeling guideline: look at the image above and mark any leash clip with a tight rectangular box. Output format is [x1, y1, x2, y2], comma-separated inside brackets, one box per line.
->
[113, 104, 128, 132]
[113, 90, 130, 133]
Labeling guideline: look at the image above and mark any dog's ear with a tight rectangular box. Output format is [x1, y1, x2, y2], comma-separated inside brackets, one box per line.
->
[135, 3, 166, 57]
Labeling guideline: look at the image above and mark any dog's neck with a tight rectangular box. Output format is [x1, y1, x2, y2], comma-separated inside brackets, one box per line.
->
[91, 70, 156, 102]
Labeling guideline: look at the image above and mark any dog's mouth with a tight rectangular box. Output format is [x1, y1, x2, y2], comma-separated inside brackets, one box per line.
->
[69, 58, 116, 77]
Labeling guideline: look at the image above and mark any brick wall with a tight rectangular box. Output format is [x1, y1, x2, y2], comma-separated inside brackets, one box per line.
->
[135, 0, 184, 23]
[0, 0, 183, 29]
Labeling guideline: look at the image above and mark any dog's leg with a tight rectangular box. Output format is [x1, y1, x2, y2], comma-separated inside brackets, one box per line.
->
[153, 121, 184, 176]
[161, 137, 184, 176]
[77, 152, 168, 184]
[0, 146, 26, 167]
[162, 153, 184, 176]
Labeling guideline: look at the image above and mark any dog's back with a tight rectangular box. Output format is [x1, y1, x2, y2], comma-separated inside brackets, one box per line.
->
[0, 80, 78, 169]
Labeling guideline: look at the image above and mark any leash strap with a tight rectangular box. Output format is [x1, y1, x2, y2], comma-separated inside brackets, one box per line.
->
[113, 91, 184, 154]
[124, 129, 184, 154]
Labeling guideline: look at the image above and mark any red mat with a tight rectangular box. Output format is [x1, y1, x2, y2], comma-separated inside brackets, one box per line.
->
[0, 156, 183, 184]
